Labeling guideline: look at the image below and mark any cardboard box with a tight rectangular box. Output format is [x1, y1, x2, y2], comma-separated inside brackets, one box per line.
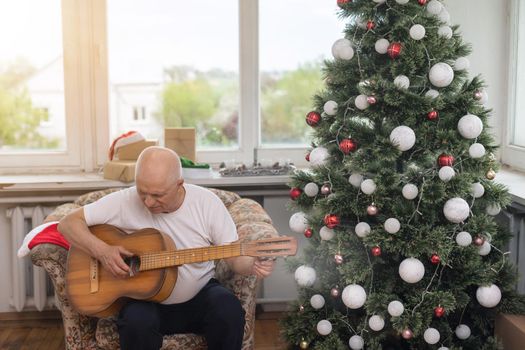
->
[495, 314, 525, 350]
[115, 139, 158, 160]
[103, 160, 136, 182]
[165, 128, 196, 161]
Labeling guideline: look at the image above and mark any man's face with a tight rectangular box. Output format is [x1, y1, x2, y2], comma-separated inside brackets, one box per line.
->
[136, 178, 183, 214]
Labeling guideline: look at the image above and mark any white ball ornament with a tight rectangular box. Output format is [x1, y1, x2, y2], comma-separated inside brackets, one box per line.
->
[443, 198, 470, 223]
[478, 241, 492, 256]
[427, 0, 443, 15]
[310, 294, 325, 309]
[375, 38, 390, 54]
[342, 284, 367, 309]
[349, 335, 365, 349]
[289, 212, 308, 233]
[390, 126, 416, 151]
[399, 258, 425, 283]
[373, 0, 386, 3]
[294, 265, 316, 287]
[454, 57, 470, 71]
[388, 300, 405, 317]
[409, 24, 426, 40]
[349, 173, 364, 188]
[395, 0, 409, 4]
[355, 222, 371, 238]
[455, 324, 471, 340]
[394, 75, 410, 89]
[384, 218, 401, 234]
[320, 226, 335, 241]
[361, 179, 377, 195]
[304, 182, 319, 197]
[458, 114, 483, 139]
[425, 89, 440, 99]
[469, 143, 486, 159]
[323, 100, 338, 116]
[332, 38, 354, 60]
[309, 146, 329, 166]
[476, 284, 502, 308]
[424, 328, 441, 345]
[438, 8, 451, 24]
[438, 25, 453, 39]
[438, 166, 455, 182]
[486, 204, 501, 216]
[438, 347, 450, 350]
[471, 182, 485, 198]
[480, 90, 489, 104]
[355, 94, 370, 110]
[368, 315, 385, 331]
[456, 231, 473, 246]
[402, 184, 419, 200]
[317, 320, 332, 336]
[429, 62, 454, 87]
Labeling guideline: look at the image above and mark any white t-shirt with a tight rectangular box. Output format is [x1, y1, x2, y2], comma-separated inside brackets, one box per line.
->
[83, 184, 238, 304]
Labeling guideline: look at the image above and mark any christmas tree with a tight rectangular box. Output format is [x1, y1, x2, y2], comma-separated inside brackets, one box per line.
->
[282, 0, 525, 349]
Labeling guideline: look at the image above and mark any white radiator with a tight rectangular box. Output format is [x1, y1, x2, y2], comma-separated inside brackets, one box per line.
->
[6, 205, 56, 312]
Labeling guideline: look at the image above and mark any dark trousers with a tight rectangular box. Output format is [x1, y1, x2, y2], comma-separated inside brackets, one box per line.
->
[117, 278, 245, 350]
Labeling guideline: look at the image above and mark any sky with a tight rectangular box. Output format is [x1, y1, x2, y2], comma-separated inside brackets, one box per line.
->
[0, 0, 345, 83]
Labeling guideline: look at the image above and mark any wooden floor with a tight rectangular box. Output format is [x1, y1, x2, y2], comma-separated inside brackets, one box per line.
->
[0, 310, 288, 350]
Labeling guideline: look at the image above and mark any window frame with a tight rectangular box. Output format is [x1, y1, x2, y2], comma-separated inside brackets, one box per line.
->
[502, 0, 525, 171]
[0, 0, 313, 174]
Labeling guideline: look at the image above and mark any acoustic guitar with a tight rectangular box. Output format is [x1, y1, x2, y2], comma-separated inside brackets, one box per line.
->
[66, 224, 297, 317]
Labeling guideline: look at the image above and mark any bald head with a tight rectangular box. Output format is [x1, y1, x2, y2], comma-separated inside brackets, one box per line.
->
[135, 146, 182, 186]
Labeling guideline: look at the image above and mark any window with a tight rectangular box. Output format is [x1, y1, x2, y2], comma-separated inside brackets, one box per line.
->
[0, 0, 345, 173]
[504, 0, 525, 170]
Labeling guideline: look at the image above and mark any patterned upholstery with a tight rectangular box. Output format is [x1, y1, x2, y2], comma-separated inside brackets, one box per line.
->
[30, 187, 277, 350]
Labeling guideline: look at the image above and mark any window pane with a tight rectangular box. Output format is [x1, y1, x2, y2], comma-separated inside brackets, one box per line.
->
[107, 0, 239, 150]
[0, 0, 66, 152]
[259, 0, 345, 146]
[513, 2, 525, 148]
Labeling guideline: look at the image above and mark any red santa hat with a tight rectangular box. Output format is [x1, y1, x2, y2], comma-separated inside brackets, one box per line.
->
[17, 221, 70, 258]
[108, 131, 145, 160]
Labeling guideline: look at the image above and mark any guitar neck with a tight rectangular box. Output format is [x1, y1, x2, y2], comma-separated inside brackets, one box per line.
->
[139, 243, 242, 271]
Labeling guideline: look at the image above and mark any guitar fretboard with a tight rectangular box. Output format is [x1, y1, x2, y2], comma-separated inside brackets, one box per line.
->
[138, 243, 242, 271]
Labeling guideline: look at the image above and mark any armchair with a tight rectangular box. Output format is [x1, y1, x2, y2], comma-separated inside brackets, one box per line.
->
[30, 187, 278, 350]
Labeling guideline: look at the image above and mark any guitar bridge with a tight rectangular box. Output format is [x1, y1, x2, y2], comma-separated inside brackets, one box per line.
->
[124, 256, 141, 277]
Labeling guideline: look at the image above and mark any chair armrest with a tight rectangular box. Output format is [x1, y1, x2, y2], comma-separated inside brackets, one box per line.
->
[30, 244, 98, 350]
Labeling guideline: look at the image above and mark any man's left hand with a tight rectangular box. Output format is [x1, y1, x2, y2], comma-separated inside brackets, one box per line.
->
[252, 258, 275, 278]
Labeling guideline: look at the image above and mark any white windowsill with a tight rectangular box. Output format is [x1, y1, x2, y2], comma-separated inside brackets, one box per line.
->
[1, 167, 524, 205]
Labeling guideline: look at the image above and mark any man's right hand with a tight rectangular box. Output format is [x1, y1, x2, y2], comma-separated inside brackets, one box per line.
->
[96, 244, 133, 278]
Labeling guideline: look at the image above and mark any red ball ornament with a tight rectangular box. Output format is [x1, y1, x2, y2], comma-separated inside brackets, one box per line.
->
[401, 329, 413, 340]
[305, 152, 310, 162]
[366, 20, 376, 30]
[367, 96, 377, 105]
[430, 253, 441, 265]
[387, 42, 402, 59]
[304, 228, 313, 238]
[371, 246, 382, 257]
[434, 306, 445, 318]
[339, 138, 358, 154]
[306, 111, 321, 127]
[367, 204, 378, 216]
[321, 183, 332, 195]
[418, 0, 427, 5]
[324, 214, 340, 229]
[427, 110, 439, 121]
[438, 153, 455, 167]
[289, 187, 302, 200]
[473, 235, 485, 246]
[337, 0, 350, 7]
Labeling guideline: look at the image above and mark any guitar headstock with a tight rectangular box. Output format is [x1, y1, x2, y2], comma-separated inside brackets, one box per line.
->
[242, 236, 298, 258]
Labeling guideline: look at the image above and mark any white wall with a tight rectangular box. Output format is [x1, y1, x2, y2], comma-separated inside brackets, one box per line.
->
[444, 0, 510, 147]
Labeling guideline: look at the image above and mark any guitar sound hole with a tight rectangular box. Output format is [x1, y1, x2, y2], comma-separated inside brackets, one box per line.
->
[124, 256, 141, 276]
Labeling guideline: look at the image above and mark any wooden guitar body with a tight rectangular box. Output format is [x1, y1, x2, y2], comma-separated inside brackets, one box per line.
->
[66, 225, 178, 317]
[66, 224, 297, 317]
